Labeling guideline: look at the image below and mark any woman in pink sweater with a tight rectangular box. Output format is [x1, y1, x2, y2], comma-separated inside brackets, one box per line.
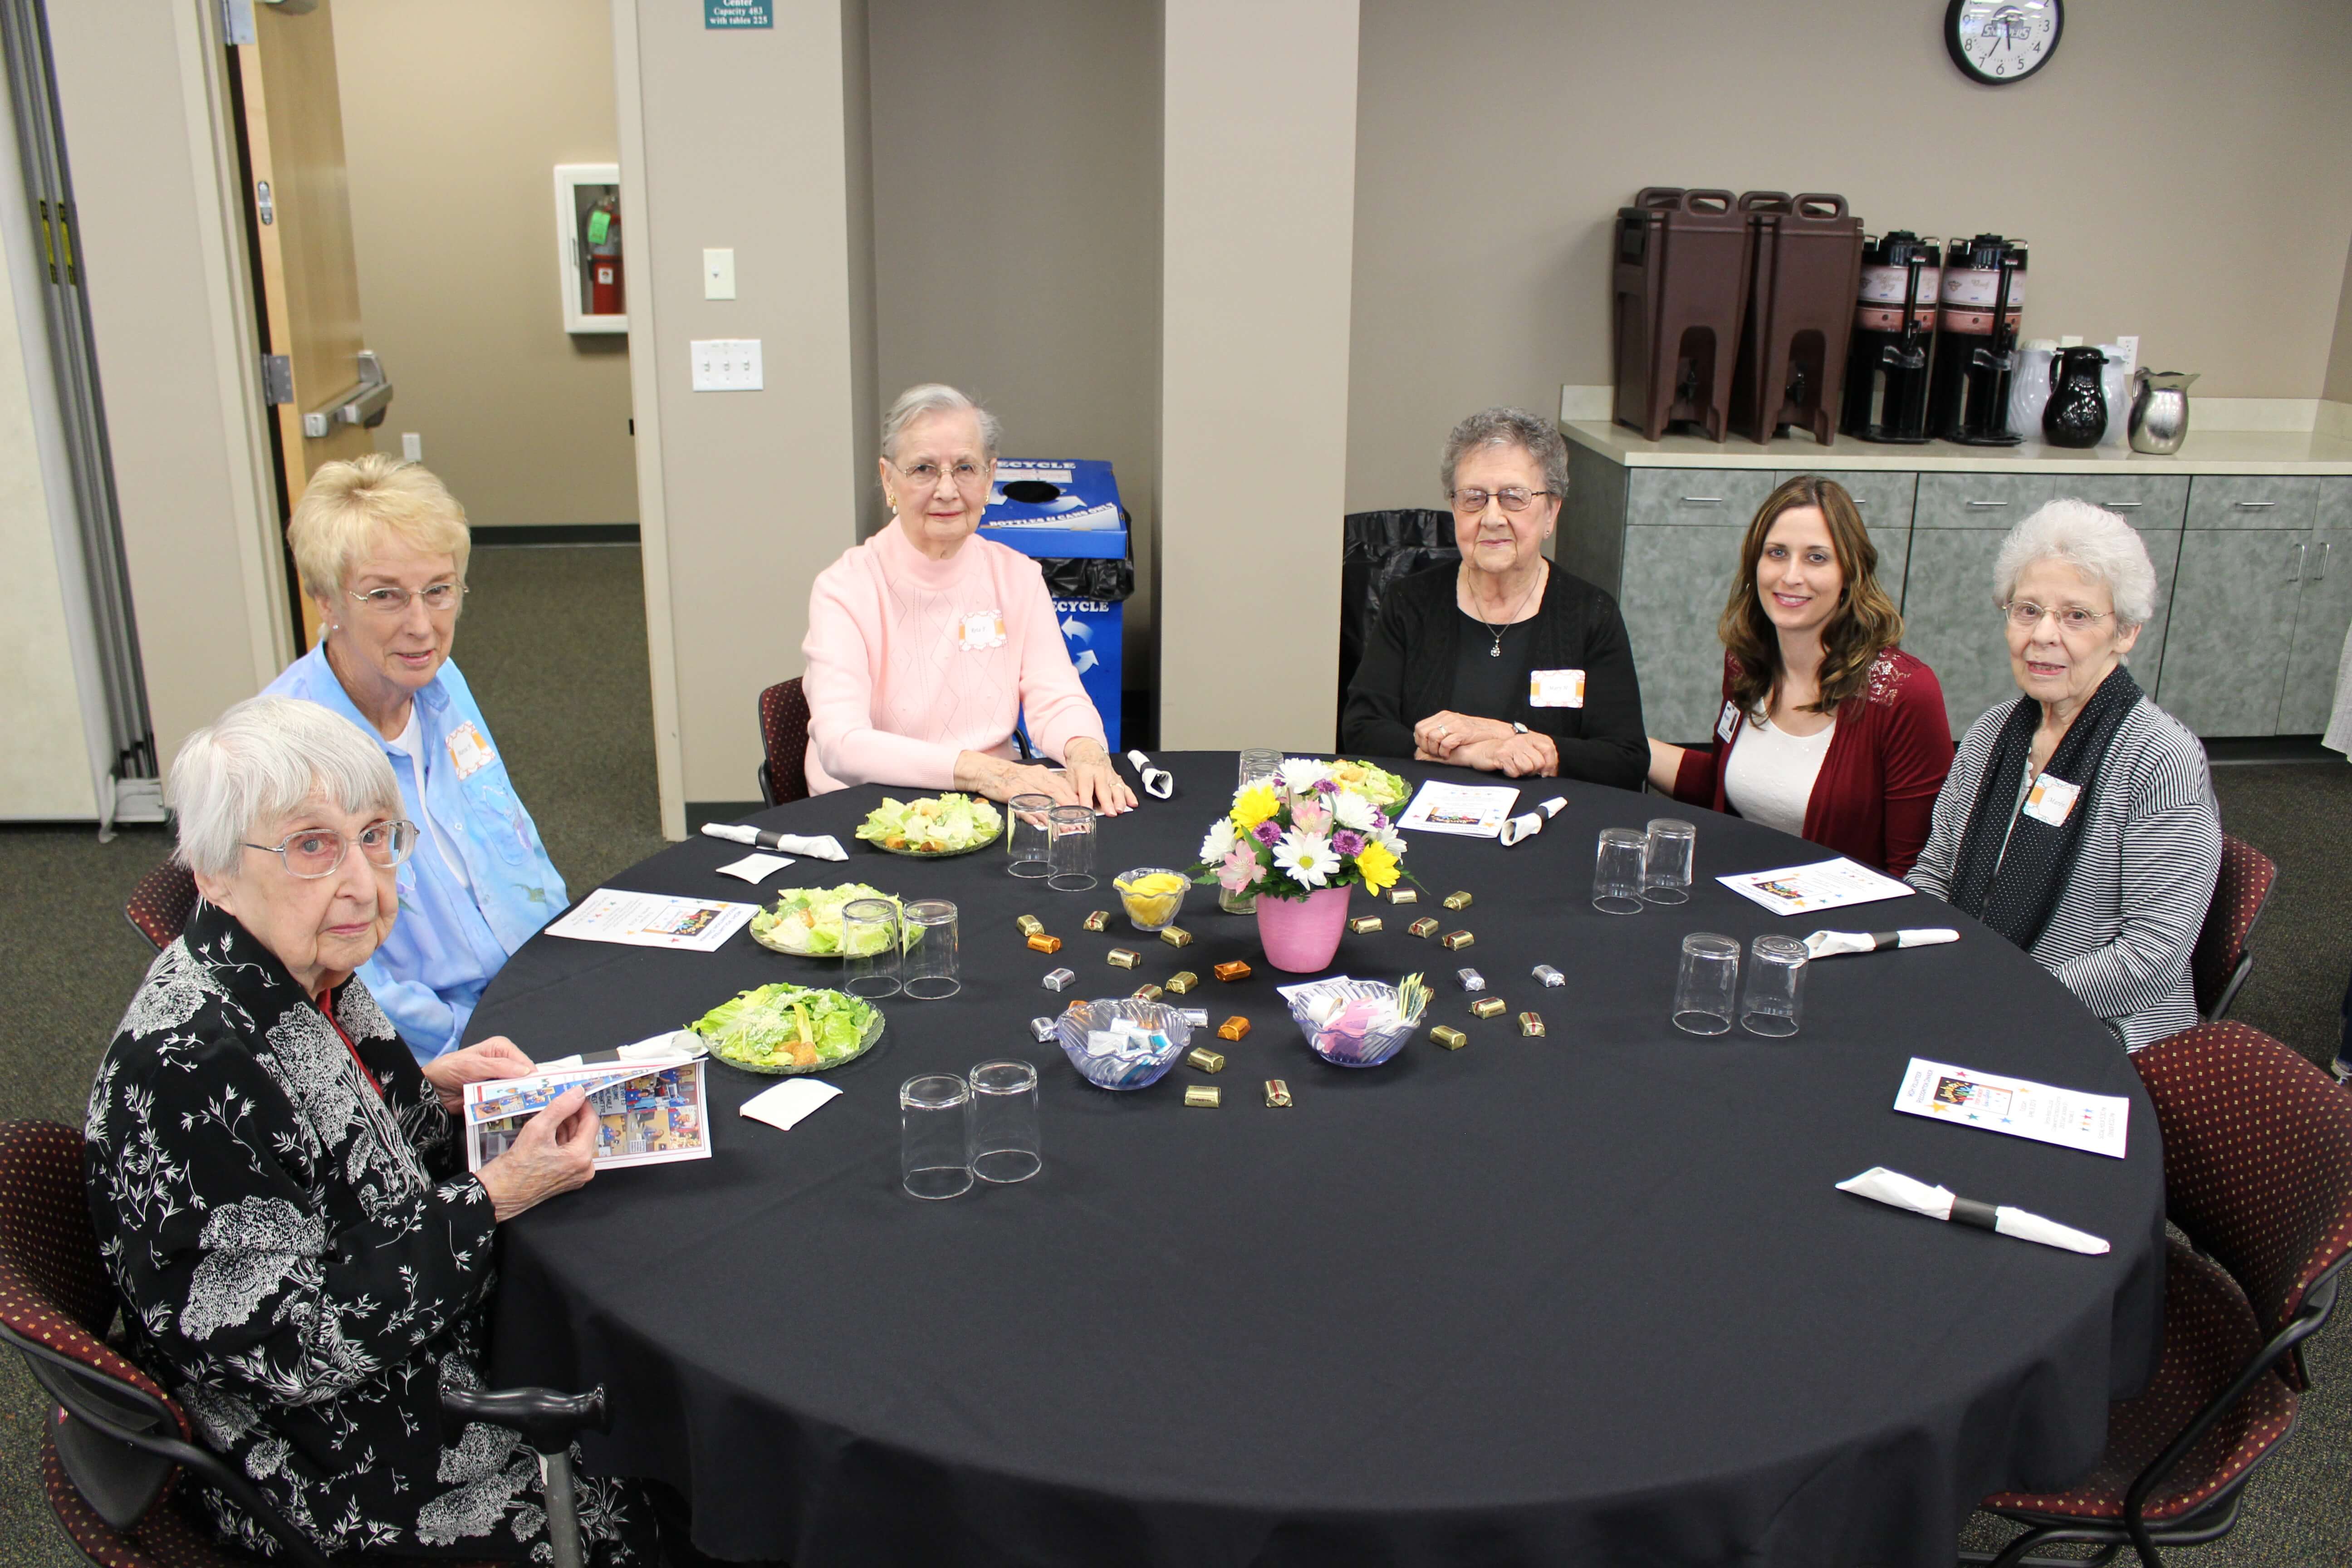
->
[802, 384, 1135, 812]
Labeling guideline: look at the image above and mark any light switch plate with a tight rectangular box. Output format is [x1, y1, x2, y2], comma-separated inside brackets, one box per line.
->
[703, 247, 735, 300]
[690, 338, 762, 392]
[401, 432, 423, 462]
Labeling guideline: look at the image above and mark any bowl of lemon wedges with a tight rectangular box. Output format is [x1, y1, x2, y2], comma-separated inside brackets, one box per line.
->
[1113, 867, 1190, 933]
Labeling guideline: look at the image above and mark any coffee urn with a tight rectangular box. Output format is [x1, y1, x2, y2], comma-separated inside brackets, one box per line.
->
[1840, 231, 1940, 443]
[1928, 234, 2028, 445]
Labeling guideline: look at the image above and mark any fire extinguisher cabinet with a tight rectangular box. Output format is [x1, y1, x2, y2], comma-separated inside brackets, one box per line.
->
[554, 164, 626, 334]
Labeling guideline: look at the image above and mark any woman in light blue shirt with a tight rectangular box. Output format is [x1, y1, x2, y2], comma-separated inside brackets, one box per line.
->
[265, 455, 567, 1061]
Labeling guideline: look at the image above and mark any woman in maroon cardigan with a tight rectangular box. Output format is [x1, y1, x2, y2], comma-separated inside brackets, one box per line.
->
[1644, 475, 1952, 877]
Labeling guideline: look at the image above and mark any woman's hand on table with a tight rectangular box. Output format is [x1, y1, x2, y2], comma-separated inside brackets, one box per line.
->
[420, 1035, 538, 1116]
[955, 746, 1135, 815]
[1435, 732, 1558, 777]
[475, 1087, 598, 1221]
[1061, 740, 1137, 815]
[1412, 711, 1514, 760]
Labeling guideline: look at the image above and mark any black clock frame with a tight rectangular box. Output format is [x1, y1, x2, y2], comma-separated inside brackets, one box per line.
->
[1944, 0, 2064, 86]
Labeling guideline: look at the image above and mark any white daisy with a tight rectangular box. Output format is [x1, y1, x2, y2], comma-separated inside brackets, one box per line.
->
[1271, 828, 1341, 888]
[1330, 790, 1376, 832]
[1277, 757, 1332, 794]
[1199, 818, 1237, 864]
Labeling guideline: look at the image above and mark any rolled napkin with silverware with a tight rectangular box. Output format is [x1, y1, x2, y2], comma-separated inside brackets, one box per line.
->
[1125, 749, 1175, 799]
[1802, 927, 1959, 960]
[1836, 1166, 2109, 1254]
[1499, 796, 1569, 848]
[700, 822, 849, 861]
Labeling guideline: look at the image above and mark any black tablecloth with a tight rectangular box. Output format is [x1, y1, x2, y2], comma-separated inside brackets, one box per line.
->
[472, 754, 2162, 1568]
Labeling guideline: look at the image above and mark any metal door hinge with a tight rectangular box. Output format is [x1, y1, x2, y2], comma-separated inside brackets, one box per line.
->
[261, 354, 293, 405]
[221, 0, 255, 45]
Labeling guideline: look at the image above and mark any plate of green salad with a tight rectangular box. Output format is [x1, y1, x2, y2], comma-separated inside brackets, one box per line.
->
[855, 793, 1002, 857]
[749, 883, 903, 959]
[689, 982, 884, 1074]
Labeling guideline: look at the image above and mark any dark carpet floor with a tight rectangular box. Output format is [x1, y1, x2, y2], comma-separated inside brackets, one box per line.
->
[0, 544, 2344, 1564]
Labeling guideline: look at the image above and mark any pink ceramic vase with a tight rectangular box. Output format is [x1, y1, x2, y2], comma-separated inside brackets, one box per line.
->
[1255, 884, 1352, 973]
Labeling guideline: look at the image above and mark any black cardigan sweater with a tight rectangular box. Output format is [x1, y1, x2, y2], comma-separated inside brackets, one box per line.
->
[1340, 562, 1649, 791]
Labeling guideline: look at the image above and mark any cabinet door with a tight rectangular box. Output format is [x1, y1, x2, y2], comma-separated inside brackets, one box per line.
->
[2156, 529, 2307, 737]
[1625, 468, 1778, 529]
[2060, 474, 2189, 693]
[1913, 472, 2057, 529]
[1900, 528, 2014, 735]
[2126, 525, 2185, 696]
[2185, 475, 2318, 531]
[1777, 470, 1915, 606]
[1619, 523, 1744, 742]
[2279, 522, 2352, 733]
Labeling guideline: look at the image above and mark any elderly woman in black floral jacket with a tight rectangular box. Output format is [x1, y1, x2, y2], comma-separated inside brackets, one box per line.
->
[83, 696, 655, 1563]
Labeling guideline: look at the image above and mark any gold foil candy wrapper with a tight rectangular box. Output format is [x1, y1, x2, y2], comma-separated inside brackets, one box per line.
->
[1186, 1046, 1226, 1073]
[1408, 916, 1441, 938]
[1441, 930, 1475, 951]
[1041, 967, 1077, 991]
[1081, 910, 1111, 933]
[1107, 948, 1141, 969]
[1518, 1011, 1546, 1037]
[1184, 1086, 1221, 1108]
[1470, 996, 1506, 1019]
[1347, 916, 1383, 935]
[1132, 984, 1165, 1003]
[1217, 1015, 1251, 1041]
[1165, 971, 1200, 995]
[1026, 933, 1062, 954]
[1213, 960, 1252, 982]
[1015, 914, 1044, 937]
[1442, 891, 1473, 911]
[1430, 1025, 1467, 1050]
[1264, 1078, 1293, 1107]
[1159, 926, 1194, 948]
[1387, 887, 1419, 905]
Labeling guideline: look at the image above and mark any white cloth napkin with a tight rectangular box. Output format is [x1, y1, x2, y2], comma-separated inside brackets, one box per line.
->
[1499, 796, 1569, 848]
[1126, 749, 1175, 799]
[1836, 1166, 2109, 1254]
[715, 852, 794, 884]
[1803, 927, 1959, 959]
[617, 1029, 705, 1062]
[700, 823, 849, 861]
[740, 1078, 842, 1131]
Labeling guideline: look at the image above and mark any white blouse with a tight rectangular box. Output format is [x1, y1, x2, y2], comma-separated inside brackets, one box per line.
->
[1723, 711, 1836, 837]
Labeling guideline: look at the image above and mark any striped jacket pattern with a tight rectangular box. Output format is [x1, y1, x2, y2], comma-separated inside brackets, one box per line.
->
[1908, 694, 2221, 1051]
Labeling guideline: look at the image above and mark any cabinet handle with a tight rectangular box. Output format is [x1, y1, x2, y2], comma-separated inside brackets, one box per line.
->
[2289, 541, 2306, 583]
[2235, 500, 2278, 509]
[2107, 500, 2142, 510]
[1965, 500, 2009, 509]
[2316, 540, 2332, 583]
[1678, 496, 1724, 505]
[1852, 499, 1868, 508]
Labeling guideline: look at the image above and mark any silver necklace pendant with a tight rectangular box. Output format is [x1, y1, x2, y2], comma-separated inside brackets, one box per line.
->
[1489, 639, 1502, 657]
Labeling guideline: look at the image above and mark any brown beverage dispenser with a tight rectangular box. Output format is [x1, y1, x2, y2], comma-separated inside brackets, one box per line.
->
[1840, 231, 1940, 443]
[1729, 192, 1864, 446]
[1928, 234, 2028, 445]
[1612, 189, 1753, 442]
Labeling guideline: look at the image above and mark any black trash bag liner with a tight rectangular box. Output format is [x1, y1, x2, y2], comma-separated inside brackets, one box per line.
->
[1339, 509, 1459, 707]
[1031, 509, 1135, 602]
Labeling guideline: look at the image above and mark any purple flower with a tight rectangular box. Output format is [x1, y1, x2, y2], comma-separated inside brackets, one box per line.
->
[1371, 810, 1389, 830]
[1314, 778, 1338, 794]
[1332, 829, 1365, 856]
[1252, 819, 1284, 846]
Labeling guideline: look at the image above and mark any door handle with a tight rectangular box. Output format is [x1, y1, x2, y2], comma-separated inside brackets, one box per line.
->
[1965, 500, 2008, 509]
[299, 350, 393, 438]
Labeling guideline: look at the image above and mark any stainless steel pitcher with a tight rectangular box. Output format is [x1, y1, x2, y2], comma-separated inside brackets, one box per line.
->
[2127, 370, 2198, 455]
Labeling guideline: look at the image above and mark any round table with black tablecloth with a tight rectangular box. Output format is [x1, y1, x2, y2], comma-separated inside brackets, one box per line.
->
[471, 753, 2162, 1568]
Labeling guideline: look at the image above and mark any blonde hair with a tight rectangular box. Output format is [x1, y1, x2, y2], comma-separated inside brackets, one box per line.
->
[287, 454, 470, 602]
[169, 696, 401, 879]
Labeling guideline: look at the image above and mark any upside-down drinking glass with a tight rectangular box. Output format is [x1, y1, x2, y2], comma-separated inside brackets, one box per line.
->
[1006, 792, 1054, 879]
[901, 899, 960, 1000]
[1642, 818, 1696, 906]
[841, 897, 901, 999]
[1593, 828, 1647, 914]
[900, 1075, 971, 1200]
[1047, 805, 1097, 892]
[1673, 933, 1740, 1036]
[966, 1059, 1041, 1183]
[1741, 935, 1808, 1038]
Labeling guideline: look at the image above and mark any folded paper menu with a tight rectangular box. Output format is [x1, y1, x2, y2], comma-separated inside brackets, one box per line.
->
[1719, 856, 1915, 916]
[1893, 1057, 2129, 1159]
[1396, 780, 1519, 838]
[545, 888, 759, 952]
[464, 1054, 710, 1172]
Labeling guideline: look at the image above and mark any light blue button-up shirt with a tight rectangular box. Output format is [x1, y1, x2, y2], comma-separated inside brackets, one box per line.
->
[266, 644, 568, 1061]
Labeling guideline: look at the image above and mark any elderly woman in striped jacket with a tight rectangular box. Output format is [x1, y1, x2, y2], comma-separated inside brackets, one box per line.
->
[1907, 500, 2221, 1051]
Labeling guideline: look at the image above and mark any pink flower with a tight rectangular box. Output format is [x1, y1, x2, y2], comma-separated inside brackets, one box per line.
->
[1332, 828, 1365, 856]
[1218, 845, 1266, 892]
[1292, 799, 1331, 836]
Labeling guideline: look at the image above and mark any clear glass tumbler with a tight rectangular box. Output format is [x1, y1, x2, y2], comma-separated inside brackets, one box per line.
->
[1224, 752, 1284, 913]
[900, 1075, 971, 1200]
[901, 899, 960, 1000]
[1046, 805, 1097, 892]
[840, 897, 901, 999]
[966, 1059, 1041, 1184]
[1593, 828, 1647, 914]
[1673, 933, 1741, 1035]
[1741, 934, 1808, 1037]
[1007, 792, 1054, 879]
[1642, 818, 1696, 906]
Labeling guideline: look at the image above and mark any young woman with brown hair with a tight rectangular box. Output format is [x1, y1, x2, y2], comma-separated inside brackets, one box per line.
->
[1644, 475, 1953, 876]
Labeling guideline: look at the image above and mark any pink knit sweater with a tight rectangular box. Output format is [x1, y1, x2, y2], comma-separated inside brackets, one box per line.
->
[801, 521, 1107, 794]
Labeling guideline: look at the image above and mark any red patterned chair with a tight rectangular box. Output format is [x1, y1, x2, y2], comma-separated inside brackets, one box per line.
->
[1974, 1023, 2352, 1568]
[0, 1120, 606, 1568]
[756, 676, 811, 807]
[2190, 833, 2276, 1023]
[122, 860, 197, 953]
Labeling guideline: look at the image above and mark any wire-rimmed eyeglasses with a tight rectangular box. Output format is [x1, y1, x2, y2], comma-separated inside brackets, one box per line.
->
[242, 820, 419, 879]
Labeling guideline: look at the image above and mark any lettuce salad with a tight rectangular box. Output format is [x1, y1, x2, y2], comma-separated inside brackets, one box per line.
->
[856, 793, 1002, 854]
[750, 883, 900, 957]
[691, 983, 879, 1073]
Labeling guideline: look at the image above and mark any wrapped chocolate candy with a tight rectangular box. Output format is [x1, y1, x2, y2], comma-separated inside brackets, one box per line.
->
[1457, 967, 1486, 992]
[1107, 948, 1141, 969]
[1186, 1046, 1226, 1073]
[1441, 930, 1475, 951]
[1081, 910, 1111, 933]
[1132, 984, 1165, 1003]
[1442, 891, 1473, 911]
[1347, 916, 1383, 935]
[1213, 960, 1252, 982]
[1165, 971, 1200, 995]
[1160, 926, 1194, 948]
[1471, 996, 1506, 1019]
[1217, 1015, 1250, 1041]
[1264, 1078, 1293, 1107]
[1519, 1012, 1546, 1037]
[1026, 933, 1062, 954]
[1431, 1025, 1467, 1050]
[1533, 964, 1565, 987]
[1409, 917, 1441, 938]
[1016, 914, 1044, 938]
[1184, 1086, 1221, 1108]
[1387, 887, 1420, 905]
[1042, 967, 1078, 992]
[1028, 1016, 1058, 1042]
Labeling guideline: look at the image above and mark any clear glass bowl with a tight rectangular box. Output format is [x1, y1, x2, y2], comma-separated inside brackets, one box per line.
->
[1287, 980, 1417, 1068]
[1112, 867, 1189, 932]
[1055, 999, 1194, 1091]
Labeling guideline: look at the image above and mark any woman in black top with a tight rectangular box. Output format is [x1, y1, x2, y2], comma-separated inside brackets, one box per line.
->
[1341, 407, 1647, 789]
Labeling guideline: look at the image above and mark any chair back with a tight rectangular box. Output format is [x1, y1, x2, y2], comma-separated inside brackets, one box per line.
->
[2191, 833, 2276, 1020]
[124, 860, 198, 953]
[2133, 1024, 2352, 1391]
[757, 677, 811, 807]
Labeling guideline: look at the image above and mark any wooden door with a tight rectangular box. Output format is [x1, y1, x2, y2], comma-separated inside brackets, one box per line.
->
[233, 0, 376, 647]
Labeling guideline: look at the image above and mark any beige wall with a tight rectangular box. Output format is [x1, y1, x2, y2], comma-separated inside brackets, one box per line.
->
[336, 0, 637, 527]
[1159, 0, 1358, 752]
[865, 0, 1161, 699]
[1347, 0, 2352, 510]
[2325, 236, 2352, 407]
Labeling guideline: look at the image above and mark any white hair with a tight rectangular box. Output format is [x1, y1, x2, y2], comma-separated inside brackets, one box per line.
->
[1992, 498, 2159, 630]
[881, 383, 1001, 464]
[168, 696, 402, 879]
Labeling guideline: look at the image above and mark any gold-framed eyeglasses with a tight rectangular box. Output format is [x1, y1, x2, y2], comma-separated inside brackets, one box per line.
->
[891, 457, 989, 490]
[1449, 486, 1554, 515]
[242, 820, 418, 878]
[348, 582, 465, 616]
[2003, 600, 2112, 632]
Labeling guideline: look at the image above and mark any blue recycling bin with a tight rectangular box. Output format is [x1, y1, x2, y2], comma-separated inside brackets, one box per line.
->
[978, 458, 1130, 750]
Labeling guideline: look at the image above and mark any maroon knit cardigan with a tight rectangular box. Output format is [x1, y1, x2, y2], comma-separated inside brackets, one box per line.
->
[1669, 647, 1954, 878]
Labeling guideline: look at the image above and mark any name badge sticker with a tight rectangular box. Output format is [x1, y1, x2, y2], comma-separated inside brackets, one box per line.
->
[956, 609, 1007, 652]
[446, 721, 497, 780]
[1716, 701, 1740, 743]
[2024, 772, 2082, 827]
[1529, 668, 1585, 708]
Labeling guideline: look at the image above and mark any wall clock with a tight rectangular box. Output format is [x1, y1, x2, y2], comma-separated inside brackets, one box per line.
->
[1945, 0, 2063, 85]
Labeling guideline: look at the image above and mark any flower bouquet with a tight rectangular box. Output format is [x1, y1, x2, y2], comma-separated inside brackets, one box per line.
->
[1193, 757, 1411, 973]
